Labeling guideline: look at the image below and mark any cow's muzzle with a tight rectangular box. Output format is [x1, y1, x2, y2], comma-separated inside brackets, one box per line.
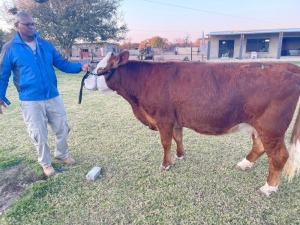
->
[78, 68, 116, 104]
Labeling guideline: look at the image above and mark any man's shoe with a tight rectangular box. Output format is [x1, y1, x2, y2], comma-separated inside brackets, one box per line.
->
[56, 157, 76, 165]
[43, 165, 55, 176]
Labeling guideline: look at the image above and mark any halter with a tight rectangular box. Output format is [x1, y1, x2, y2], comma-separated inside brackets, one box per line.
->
[78, 67, 117, 104]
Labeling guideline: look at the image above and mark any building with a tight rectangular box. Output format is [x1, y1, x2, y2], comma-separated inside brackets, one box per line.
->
[207, 28, 300, 60]
[175, 47, 200, 55]
[70, 42, 121, 59]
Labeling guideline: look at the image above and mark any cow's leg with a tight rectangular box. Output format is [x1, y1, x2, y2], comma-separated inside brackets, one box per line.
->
[259, 138, 288, 196]
[236, 134, 265, 170]
[158, 125, 174, 170]
[173, 126, 184, 160]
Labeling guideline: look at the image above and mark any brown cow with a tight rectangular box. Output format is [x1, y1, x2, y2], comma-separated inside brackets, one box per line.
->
[85, 51, 300, 196]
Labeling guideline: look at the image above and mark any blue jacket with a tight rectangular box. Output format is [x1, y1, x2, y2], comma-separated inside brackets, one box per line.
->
[0, 32, 82, 105]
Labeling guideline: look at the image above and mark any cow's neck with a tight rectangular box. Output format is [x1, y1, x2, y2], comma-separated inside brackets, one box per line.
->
[115, 61, 149, 103]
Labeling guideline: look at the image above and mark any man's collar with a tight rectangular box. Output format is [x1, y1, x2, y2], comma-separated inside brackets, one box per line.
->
[14, 31, 40, 44]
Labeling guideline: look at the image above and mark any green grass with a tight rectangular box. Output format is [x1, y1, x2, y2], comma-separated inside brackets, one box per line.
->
[292, 61, 300, 66]
[3, 180, 63, 222]
[1, 70, 300, 224]
[0, 155, 22, 169]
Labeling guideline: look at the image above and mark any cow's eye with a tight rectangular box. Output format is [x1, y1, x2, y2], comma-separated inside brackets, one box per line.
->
[96, 67, 105, 74]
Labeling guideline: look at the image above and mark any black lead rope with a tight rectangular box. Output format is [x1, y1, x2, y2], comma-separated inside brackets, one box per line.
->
[78, 71, 93, 104]
[105, 68, 116, 81]
[78, 68, 117, 104]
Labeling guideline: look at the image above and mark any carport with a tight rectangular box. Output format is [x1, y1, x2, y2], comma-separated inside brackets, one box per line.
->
[207, 28, 300, 60]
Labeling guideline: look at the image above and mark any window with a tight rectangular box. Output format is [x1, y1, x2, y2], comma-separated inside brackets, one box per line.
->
[246, 38, 269, 52]
[218, 40, 234, 58]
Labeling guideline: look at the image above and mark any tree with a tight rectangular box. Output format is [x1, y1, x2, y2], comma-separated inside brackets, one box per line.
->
[173, 38, 186, 47]
[195, 38, 207, 47]
[0, 28, 16, 51]
[5, 0, 127, 58]
[119, 41, 139, 50]
[140, 36, 168, 54]
[0, 30, 5, 51]
[149, 36, 168, 49]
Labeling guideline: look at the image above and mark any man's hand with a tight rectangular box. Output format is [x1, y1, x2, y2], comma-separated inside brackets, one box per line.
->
[81, 63, 92, 72]
[0, 99, 6, 115]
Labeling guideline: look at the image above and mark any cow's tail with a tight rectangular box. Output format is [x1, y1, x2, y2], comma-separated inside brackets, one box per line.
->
[283, 106, 300, 181]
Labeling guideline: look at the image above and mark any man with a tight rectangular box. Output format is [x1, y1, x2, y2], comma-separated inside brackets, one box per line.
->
[0, 11, 92, 176]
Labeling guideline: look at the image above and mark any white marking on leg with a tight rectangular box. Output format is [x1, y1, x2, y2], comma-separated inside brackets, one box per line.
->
[159, 164, 170, 170]
[175, 155, 184, 160]
[236, 157, 253, 170]
[283, 140, 300, 181]
[259, 182, 278, 197]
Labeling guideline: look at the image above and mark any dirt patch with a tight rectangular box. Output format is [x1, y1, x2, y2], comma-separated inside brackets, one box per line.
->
[0, 164, 41, 216]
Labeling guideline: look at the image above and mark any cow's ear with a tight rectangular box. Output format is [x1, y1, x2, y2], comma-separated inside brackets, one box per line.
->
[117, 51, 129, 66]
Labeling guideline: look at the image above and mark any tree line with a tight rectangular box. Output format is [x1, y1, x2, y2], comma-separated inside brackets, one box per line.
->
[120, 36, 205, 52]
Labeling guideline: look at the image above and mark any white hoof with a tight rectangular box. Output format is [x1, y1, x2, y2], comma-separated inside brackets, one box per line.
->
[259, 182, 278, 197]
[236, 158, 253, 170]
[159, 164, 170, 171]
[175, 155, 184, 160]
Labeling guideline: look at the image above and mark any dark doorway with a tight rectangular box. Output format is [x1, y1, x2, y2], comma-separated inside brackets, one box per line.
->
[281, 37, 300, 56]
[218, 40, 234, 58]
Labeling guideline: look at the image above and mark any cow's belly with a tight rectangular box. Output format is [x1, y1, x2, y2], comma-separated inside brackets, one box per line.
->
[138, 100, 258, 137]
[140, 107, 257, 137]
[185, 122, 258, 137]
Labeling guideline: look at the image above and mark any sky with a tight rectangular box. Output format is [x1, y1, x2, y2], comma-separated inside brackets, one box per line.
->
[1, 0, 299, 44]
[120, 0, 300, 43]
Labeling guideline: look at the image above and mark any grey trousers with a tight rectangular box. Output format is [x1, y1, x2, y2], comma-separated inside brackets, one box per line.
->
[21, 96, 70, 167]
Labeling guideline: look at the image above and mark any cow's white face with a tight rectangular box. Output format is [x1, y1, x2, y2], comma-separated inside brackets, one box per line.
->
[92, 52, 112, 74]
[87, 52, 115, 94]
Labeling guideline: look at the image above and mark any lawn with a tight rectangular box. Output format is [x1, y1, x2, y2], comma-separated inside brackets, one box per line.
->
[291, 61, 300, 67]
[1, 65, 300, 224]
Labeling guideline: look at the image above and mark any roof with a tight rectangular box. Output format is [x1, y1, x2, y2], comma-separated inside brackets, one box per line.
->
[209, 28, 300, 36]
[72, 42, 120, 46]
